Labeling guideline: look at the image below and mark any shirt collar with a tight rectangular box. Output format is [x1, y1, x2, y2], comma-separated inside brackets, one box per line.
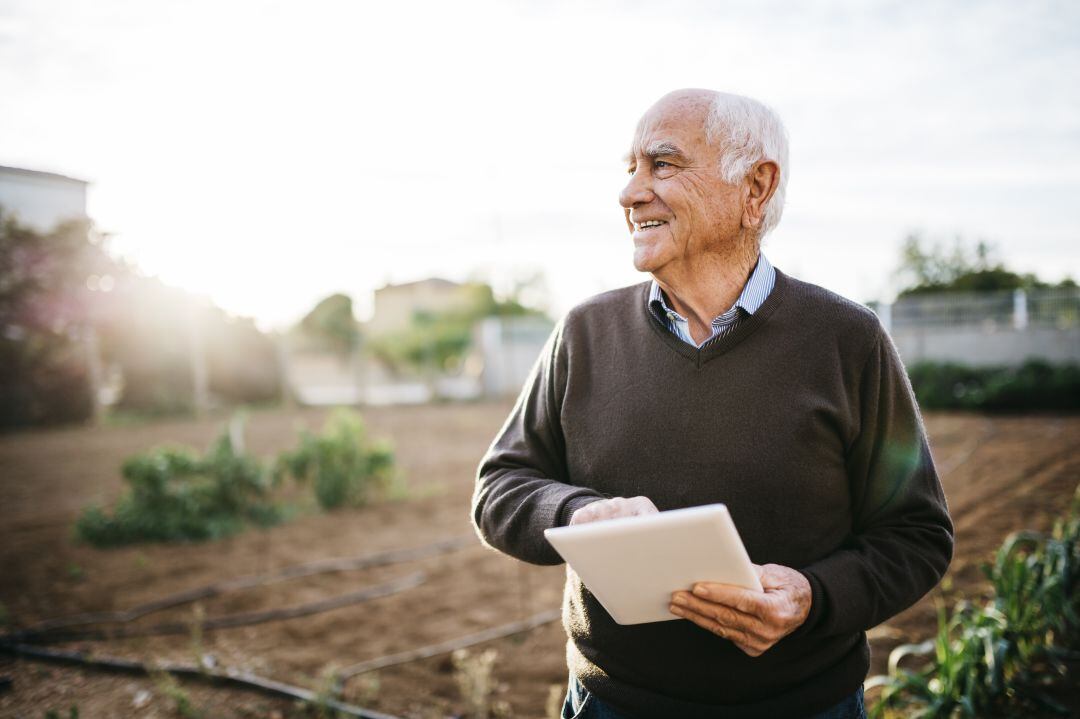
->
[648, 253, 776, 320]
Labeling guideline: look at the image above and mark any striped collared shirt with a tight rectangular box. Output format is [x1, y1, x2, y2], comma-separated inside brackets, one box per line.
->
[648, 254, 776, 349]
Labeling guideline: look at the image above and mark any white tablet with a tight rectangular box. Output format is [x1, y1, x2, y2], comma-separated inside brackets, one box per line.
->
[543, 503, 762, 625]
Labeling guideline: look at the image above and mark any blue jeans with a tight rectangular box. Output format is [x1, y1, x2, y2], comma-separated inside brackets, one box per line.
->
[561, 675, 867, 719]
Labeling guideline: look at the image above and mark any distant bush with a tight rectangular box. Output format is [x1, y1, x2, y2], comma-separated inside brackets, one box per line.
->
[76, 426, 283, 546]
[274, 409, 396, 509]
[908, 360, 1080, 412]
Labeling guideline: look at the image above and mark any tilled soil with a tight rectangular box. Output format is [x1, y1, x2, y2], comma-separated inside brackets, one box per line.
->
[1, 404, 1077, 718]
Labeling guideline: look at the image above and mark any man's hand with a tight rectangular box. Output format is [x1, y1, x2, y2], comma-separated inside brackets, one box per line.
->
[569, 496, 658, 525]
[669, 563, 812, 657]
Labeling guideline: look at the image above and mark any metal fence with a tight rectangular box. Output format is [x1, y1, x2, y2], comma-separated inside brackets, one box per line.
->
[881, 287, 1080, 331]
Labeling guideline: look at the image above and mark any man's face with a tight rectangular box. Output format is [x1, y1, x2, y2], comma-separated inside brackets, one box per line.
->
[619, 96, 745, 275]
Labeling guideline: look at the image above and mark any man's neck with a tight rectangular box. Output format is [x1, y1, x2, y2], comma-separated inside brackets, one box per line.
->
[653, 244, 760, 345]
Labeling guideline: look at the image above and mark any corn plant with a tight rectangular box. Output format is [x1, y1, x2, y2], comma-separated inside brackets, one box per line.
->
[868, 483, 1080, 718]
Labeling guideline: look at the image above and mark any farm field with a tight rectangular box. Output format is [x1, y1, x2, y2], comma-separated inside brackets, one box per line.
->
[1, 403, 1079, 718]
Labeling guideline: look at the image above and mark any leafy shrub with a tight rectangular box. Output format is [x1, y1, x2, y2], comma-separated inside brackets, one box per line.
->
[869, 484, 1080, 717]
[907, 360, 1080, 412]
[274, 409, 396, 509]
[76, 426, 282, 546]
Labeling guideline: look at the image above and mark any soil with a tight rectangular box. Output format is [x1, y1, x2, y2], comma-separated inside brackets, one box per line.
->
[1, 403, 1078, 719]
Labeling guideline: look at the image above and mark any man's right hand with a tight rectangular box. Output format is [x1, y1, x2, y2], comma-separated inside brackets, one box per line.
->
[569, 496, 659, 525]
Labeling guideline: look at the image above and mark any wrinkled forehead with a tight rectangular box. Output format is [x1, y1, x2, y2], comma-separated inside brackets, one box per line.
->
[626, 98, 711, 160]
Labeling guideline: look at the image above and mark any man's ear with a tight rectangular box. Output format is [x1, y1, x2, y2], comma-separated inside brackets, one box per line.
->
[742, 161, 780, 230]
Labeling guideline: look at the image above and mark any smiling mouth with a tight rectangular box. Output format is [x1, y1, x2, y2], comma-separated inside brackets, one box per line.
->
[633, 220, 667, 231]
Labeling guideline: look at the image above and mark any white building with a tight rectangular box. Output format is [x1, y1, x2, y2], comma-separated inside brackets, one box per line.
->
[0, 165, 88, 231]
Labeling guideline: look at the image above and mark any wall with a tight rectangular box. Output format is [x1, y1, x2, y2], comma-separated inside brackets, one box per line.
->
[877, 287, 1080, 366]
[891, 326, 1080, 366]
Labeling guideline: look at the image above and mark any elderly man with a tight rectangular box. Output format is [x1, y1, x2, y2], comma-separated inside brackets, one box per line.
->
[471, 89, 953, 719]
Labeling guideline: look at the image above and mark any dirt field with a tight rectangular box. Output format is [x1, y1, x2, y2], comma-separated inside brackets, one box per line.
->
[1, 403, 1078, 719]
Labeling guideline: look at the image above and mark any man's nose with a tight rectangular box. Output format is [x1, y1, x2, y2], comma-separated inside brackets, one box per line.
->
[619, 168, 653, 209]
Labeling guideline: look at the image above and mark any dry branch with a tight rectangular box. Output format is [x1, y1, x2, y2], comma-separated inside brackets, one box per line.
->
[339, 607, 561, 680]
[25, 572, 426, 643]
[0, 641, 401, 719]
[11, 534, 475, 641]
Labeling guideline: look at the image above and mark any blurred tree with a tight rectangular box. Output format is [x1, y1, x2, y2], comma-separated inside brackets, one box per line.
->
[368, 281, 548, 375]
[95, 277, 196, 414]
[0, 207, 280, 426]
[297, 292, 359, 355]
[97, 277, 282, 414]
[896, 233, 1075, 297]
[203, 311, 281, 405]
[0, 208, 122, 428]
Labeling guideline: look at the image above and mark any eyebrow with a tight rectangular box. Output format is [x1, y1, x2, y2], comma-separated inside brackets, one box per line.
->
[623, 141, 690, 165]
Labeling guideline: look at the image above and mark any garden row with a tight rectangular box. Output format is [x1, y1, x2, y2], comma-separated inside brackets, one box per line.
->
[75, 410, 396, 546]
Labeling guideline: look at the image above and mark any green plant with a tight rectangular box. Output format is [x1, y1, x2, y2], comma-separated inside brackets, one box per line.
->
[308, 665, 343, 719]
[75, 421, 283, 546]
[189, 603, 208, 673]
[42, 709, 78, 719]
[150, 669, 200, 718]
[274, 410, 396, 510]
[907, 360, 1080, 412]
[353, 673, 380, 704]
[868, 484, 1080, 717]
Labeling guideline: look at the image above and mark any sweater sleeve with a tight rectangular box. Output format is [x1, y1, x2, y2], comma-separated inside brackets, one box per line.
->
[471, 318, 605, 565]
[797, 327, 954, 637]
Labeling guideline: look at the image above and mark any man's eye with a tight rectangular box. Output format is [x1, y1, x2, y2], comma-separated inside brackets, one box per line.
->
[627, 166, 636, 175]
[655, 160, 671, 168]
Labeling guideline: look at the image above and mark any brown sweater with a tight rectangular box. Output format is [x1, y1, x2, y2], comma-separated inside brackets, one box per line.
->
[472, 269, 953, 719]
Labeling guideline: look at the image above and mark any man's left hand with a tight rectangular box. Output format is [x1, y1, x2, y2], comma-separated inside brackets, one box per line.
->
[669, 563, 812, 657]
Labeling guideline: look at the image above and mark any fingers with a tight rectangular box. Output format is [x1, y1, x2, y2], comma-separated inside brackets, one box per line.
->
[667, 601, 768, 657]
[669, 565, 813, 657]
[670, 590, 767, 639]
[568, 496, 659, 525]
[690, 581, 766, 617]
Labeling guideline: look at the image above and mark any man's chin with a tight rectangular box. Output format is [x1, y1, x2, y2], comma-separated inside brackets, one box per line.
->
[632, 248, 662, 274]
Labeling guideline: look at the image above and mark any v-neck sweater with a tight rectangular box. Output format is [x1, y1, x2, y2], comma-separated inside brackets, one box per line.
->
[472, 269, 954, 719]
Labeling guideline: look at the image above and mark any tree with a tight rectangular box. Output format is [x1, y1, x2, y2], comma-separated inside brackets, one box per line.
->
[0, 208, 124, 428]
[368, 281, 548, 375]
[895, 233, 1074, 297]
[96, 279, 282, 414]
[0, 207, 282, 427]
[297, 292, 359, 355]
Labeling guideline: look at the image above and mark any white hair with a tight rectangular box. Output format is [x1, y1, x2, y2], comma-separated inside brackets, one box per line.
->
[704, 92, 789, 238]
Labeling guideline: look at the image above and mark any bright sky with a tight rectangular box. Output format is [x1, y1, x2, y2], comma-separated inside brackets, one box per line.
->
[2, 0, 1078, 329]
